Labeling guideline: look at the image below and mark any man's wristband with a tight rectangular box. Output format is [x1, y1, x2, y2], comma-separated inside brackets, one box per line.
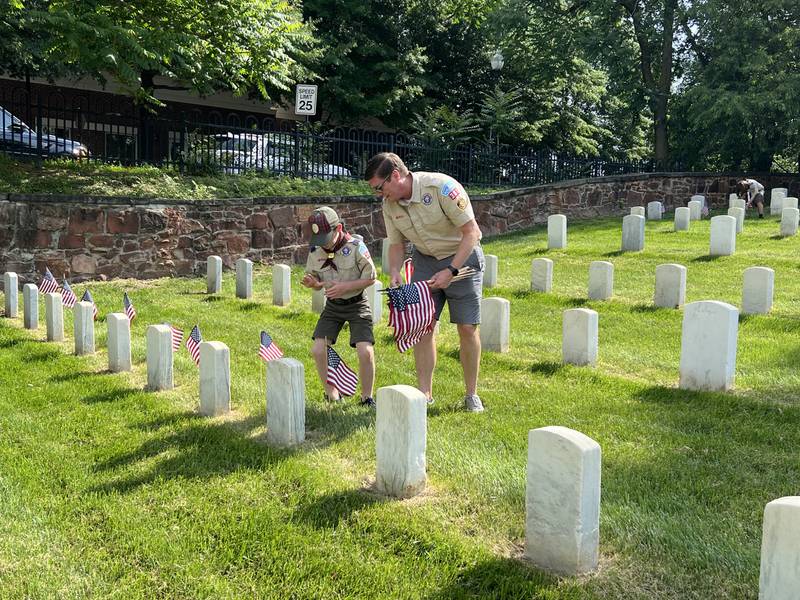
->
[446, 264, 459, 276]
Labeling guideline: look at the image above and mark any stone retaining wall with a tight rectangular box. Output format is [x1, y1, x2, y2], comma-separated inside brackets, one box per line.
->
[2, 172, 799, 283]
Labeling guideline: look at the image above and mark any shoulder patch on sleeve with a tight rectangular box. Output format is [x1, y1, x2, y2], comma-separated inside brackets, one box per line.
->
[440, 179, 463, 201]
[357, 240, 371, 258]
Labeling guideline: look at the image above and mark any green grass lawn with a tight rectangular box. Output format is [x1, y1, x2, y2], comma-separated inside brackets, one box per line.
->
[1, 212, 799, 599]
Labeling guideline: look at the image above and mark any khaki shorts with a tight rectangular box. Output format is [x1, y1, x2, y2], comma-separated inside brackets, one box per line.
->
[411, 246, 485, 324]
[312, 295, 374, 347]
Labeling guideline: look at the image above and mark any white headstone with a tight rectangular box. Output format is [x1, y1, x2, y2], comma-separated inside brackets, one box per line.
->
[679, 301, 738, 391]
[207, 255, 222, 294]
[779, 207, 799, 237]
[742, 267, 774, 315]
[727, 207, 745, 233]
[272, 264, 291, 306]
[709, 215, 736, 256]
[630, 206, 645, 217]
[588, 261, 613, 300]
[728, 193, 739, 207]
[759, 496, 800, 600]
[770, 188, 787, 216]
[646, 201, 663, 220]
[146, 324, 173, 391]
[45, 292, 64, 342]
[235, 258, 253, 299]
[621, 214, 645, 252]
[548, 214, 567, 249]
[783, 197, 799, 211]
[23, 283, 38, 330]
[3, 272, 18, 318]
[654, 264, 687, 309]
[480, 297, 510, 353]
[381, 238, 391, 273]
[525, 426, 601, 575]
[266, 357, 305, 446]
[732, 198, 746, 211]
[311, 287, 326, 314]
[674, 207, 690, 231]
[690, 194, 706, 210]
[365, 281, 382, 324]
[531, 258, 553, 292]
[199, 341, 231, 416]
[107, 313, 132, 372]
[375, 384, 427, 498]
[74, 301, 95, 356]
[484, 254, 498, 288]
[688, 200, 703, 221]
[562, 308, 598, 367]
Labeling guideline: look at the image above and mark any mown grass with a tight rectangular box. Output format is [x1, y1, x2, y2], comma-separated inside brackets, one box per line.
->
[1, 211, 799, 599]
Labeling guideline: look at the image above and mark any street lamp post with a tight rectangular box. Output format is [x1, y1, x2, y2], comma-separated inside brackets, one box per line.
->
[489, 50, 505, 180]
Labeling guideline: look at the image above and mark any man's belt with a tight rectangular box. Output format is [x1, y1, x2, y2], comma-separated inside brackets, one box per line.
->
[327, 293, 364, 306]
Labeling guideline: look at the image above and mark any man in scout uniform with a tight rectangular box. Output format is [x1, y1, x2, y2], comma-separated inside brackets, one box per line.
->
[364, 152, 485, 413]
[301, 206, 378, 407]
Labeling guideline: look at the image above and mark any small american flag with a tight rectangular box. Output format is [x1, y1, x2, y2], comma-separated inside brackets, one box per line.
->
[166, 323, 184, 351]
[186, 325, 202, 366]
[403, 257, 414, 284]
[387, 282, 436, 353]
[258, 331, 284, 362]
[81, 289, 99, 320]
[326, 346, 357, 397]
[61, 280, 77, 308]
[123, 292, 137, 321]
[39, 268, 60, 294]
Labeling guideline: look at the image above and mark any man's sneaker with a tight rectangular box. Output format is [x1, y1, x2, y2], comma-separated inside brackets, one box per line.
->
[463, 394, 485, 413]
[426, 396, 435, 405]
[360, 396, 376, 408]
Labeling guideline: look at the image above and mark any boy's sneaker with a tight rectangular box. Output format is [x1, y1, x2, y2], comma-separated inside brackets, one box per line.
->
[426, 396, 435, 405]
[463, 394, 485, 413]
[323, 392, 342, 403]
[359, 396, 376, 408]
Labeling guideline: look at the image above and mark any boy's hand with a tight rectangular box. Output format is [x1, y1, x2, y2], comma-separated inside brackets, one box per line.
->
[325, 281, 350, 299]
[301, 274, 321, 289]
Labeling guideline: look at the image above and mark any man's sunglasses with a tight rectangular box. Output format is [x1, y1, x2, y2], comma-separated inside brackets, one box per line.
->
[372, 170, 394, 193]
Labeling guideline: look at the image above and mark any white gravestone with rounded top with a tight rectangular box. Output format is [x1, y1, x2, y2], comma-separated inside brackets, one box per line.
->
[562, 308, 598, 367]
[770, 188, 787, 216]
[531, 258, 553, 292]
[674, 207, 690, 231]
[691, 194, 706, 210]
[759, 496, 800, 600]
[207, 255, 222, 294]
[525, 426, 601, 575]
[709, 215, 736, 256]
[107, 313, 132, 372]
[688, 200, 703, 221]
[588, 261, 613, 300]
[654, 264, 686, 309]
[480, 297, 510, 353]
[630, 206, 645, 217]
[266, 357, 305, 446]
[23, 283, 38, 330]
[782, 197, 798, 211]
[311, 287, 326, 314]
[679, 301, 738, 391]
[3, 272, 18, 318]
[272, 264, 291, 306]
[780, 207, 799, 237]
[74, 301, 95, 355]
[45, 292, 64, 342]
[728, 193, 739, 207]
[375, 385, 427, 498]
[742, 267, 774, 315]
[647, 201, 663, 220]
[146, 324, 173, 391]
[548, 215, 567, 249]
[199, 341, 231, 416]
[732, 198, 746, 211]
[621, 214, 645, 251]
[235, 258, 253, 299]
[484, 254, 498, 288]
[727, 207, 744, 233]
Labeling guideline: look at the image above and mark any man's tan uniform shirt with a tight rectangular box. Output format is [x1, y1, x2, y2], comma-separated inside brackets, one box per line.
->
[382, 172, 476, 260]
[304, 237, 376, 300]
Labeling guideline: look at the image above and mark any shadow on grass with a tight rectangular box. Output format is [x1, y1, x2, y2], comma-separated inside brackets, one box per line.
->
[631, 303, 662, 313]
[529, 361, 564, 377]
[563, 297, 588, 307]
[28, 347, 62, 362]
[82, 387, 143, 404]
[238, 301, 262, 311]
[602, 249, 626, 257]
[276, 309, 307, 319]
[511, 289, 542, 299]
[202, 295, 223, 302]
[524, 248, 550, 257]
[769, 234, 784, 240]
[425, 556, 556, 599]
[50, 370, 102, 383]
[0, 336, 25, 349]
[691, 255, 721, 263]
[291, 488, 385, 529]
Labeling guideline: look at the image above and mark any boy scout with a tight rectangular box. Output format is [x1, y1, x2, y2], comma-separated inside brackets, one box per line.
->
[364, 152, 485, 413]
[301, 206, 377, 407]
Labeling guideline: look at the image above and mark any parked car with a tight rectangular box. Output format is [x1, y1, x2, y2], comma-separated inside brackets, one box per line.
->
[0, 107, 90, 158]
[210, 132, 351, 179]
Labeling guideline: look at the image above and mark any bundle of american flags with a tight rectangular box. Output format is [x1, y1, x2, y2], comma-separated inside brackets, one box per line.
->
[258, 331, 284, 362]
[326, 346, 357, 396]
[386, 281, 436, 353]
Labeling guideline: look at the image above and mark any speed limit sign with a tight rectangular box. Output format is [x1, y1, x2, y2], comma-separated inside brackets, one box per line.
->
[295, 84, 317, 116]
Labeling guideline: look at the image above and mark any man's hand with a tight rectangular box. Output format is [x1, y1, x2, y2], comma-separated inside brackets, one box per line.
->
[427, 268, 454, 290]
[390, 271, 403, 288]
[325, 281, 351, 299]
[301, 274, 322, 289]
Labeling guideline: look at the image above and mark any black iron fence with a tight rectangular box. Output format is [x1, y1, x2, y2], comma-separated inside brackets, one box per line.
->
[0, 86, 672, 186]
